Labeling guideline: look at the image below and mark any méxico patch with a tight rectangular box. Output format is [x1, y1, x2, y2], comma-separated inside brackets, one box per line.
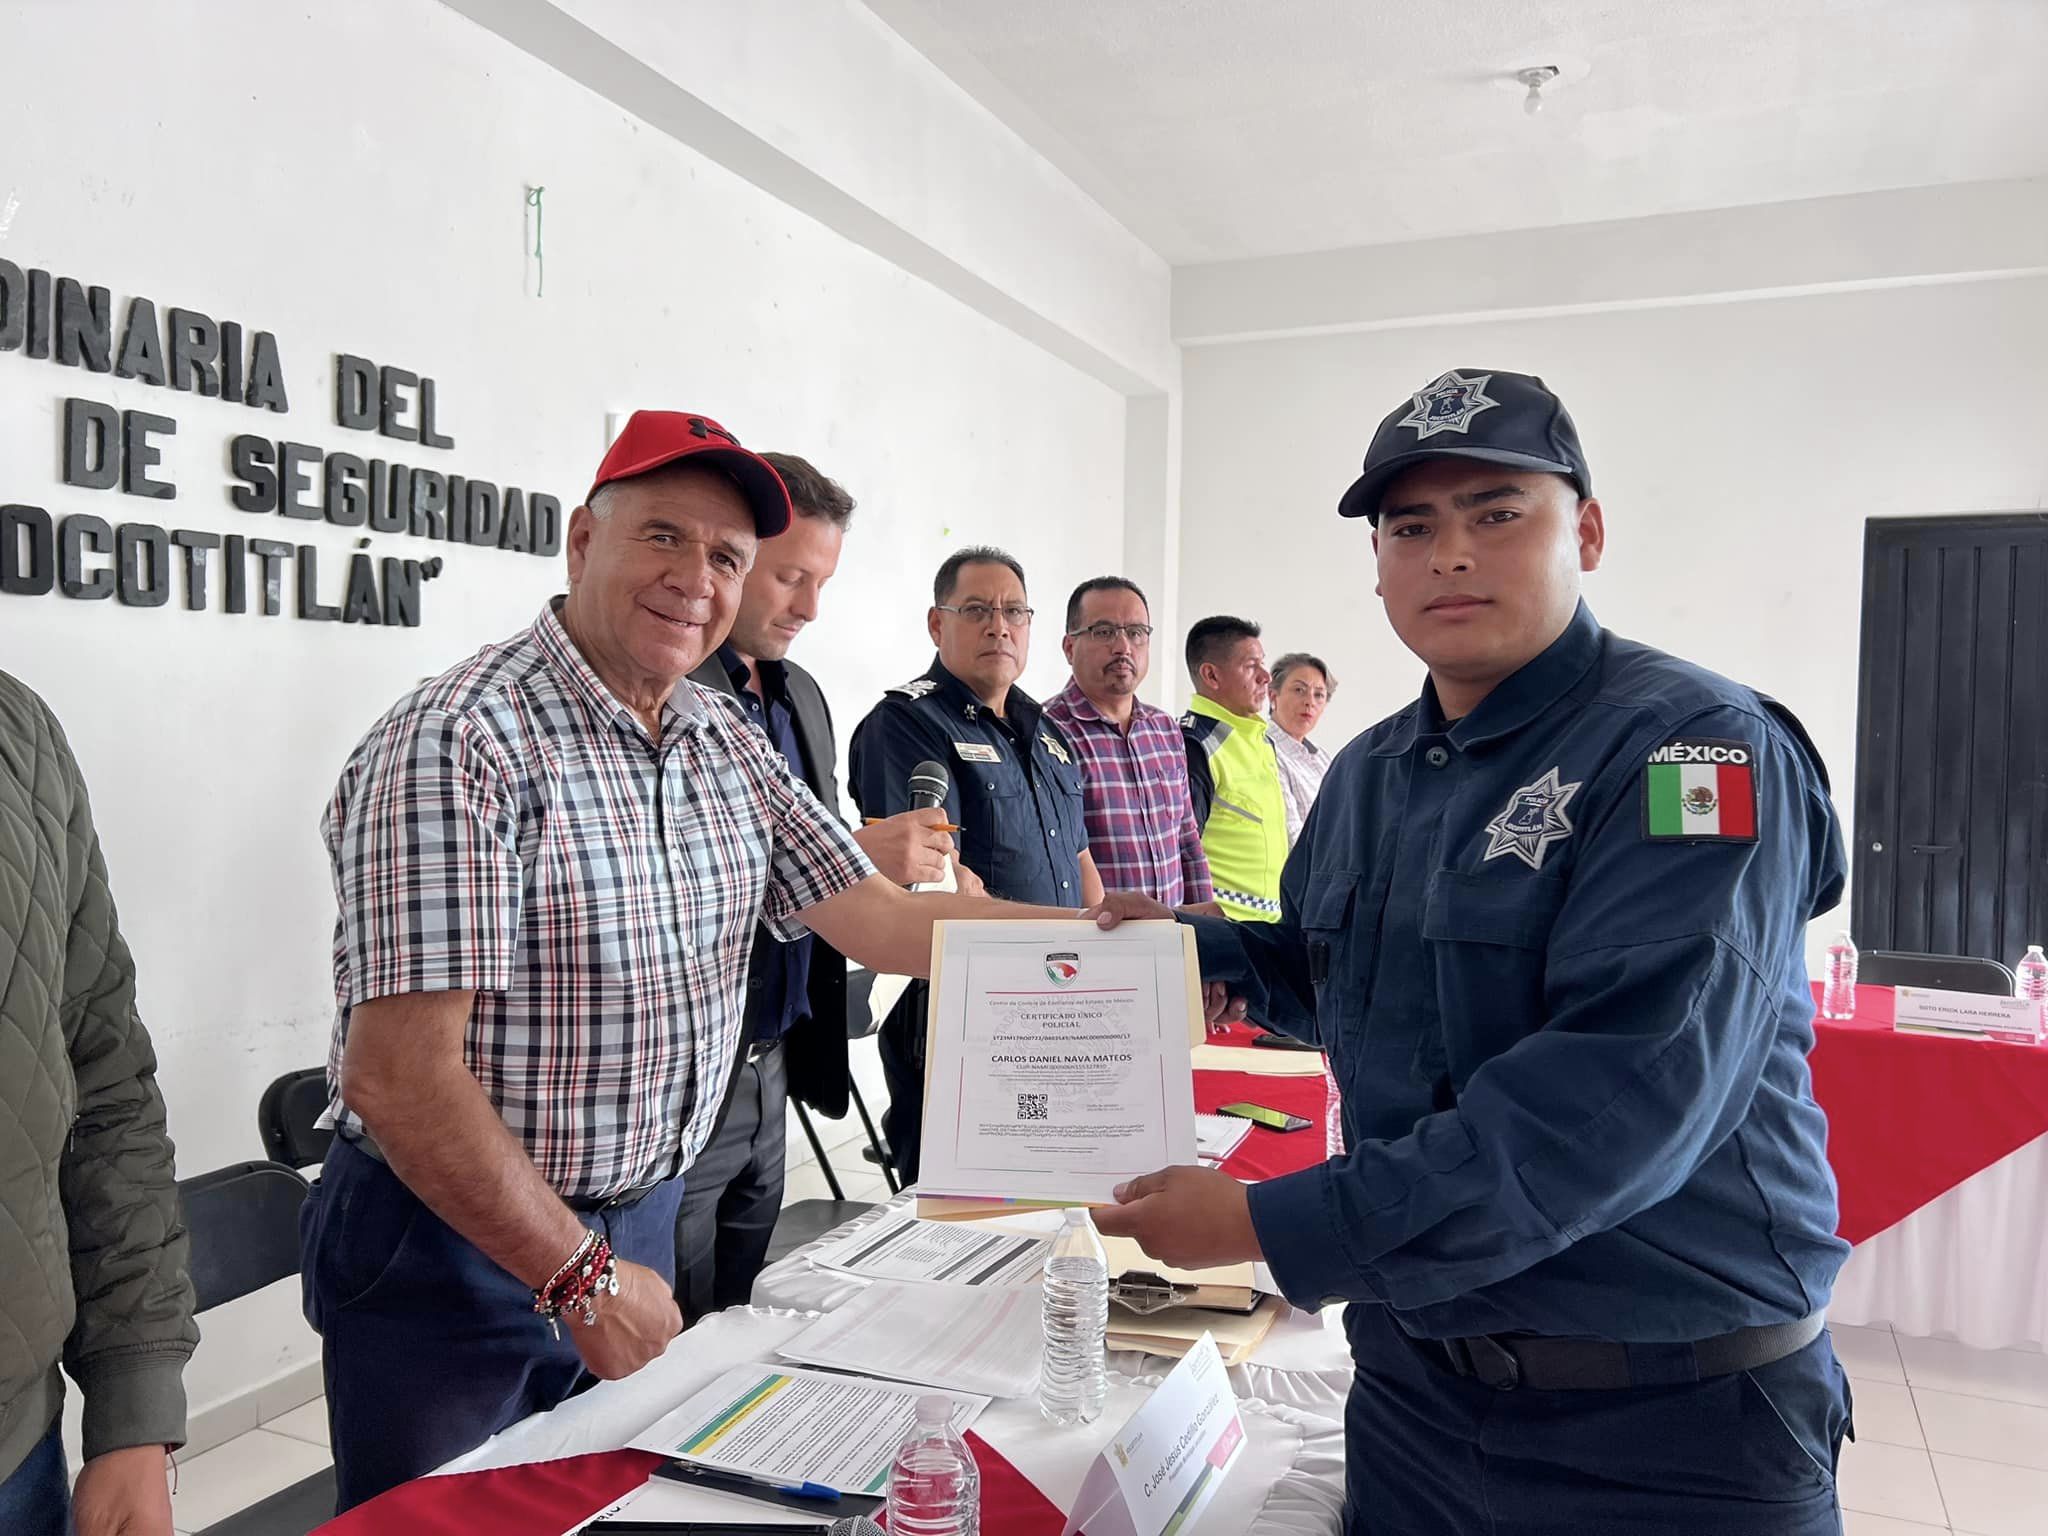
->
[1643, 738, 1757, 842]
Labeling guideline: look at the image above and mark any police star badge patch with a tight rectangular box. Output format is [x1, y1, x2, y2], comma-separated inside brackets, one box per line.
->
[1397, 371, 1501, 440]
[1483, 767, 1582, 870]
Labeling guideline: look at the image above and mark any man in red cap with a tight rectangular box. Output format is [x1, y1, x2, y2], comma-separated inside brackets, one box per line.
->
[304, 412, 1078, 1511]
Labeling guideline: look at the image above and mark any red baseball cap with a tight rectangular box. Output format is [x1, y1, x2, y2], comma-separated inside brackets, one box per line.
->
[585, 411, 792, 536]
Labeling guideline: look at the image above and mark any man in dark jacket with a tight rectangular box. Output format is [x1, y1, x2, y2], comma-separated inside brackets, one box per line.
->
[0, 670, 196, 1536]
[675, 453, 961, 1316]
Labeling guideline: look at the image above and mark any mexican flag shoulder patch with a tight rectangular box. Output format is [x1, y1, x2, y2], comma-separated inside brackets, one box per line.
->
[1643, 737, 1758, 843]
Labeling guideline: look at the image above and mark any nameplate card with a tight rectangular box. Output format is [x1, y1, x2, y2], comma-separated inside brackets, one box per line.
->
[1893, 985, 2040, 1045]
[1060, 1333, 1244, 1536]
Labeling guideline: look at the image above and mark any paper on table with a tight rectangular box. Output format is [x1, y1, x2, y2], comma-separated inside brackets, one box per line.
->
[630, 1363, 989, 1497]
[1195, 1112, 1251, 1163]
[1190, 1041, 1327, 1076]
[809, 1214, 1049, 1287]
[777, 1282, 1044, 1398]
[559, 1483, 646, 1535]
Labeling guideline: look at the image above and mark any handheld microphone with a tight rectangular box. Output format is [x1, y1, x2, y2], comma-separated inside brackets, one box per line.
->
[828, 1519, 886, 1536]
[908, 759, 950, 811]
[904, 760, 955, 895]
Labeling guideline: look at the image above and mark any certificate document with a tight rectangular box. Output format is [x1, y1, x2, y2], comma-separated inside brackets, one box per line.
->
[918, 919, 1200, 1205]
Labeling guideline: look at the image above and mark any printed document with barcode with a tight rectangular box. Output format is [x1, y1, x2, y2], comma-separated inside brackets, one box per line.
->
[916, 919, 1200, 1205]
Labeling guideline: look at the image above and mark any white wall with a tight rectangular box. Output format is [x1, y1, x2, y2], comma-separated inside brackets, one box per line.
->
[543, 0, 1176, 393]
[0, 0, 1135, 1436]
[1177, 275, 2048, 949]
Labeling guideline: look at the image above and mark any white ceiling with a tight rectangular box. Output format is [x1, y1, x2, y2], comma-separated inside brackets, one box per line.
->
[864, 0, 2048, 264]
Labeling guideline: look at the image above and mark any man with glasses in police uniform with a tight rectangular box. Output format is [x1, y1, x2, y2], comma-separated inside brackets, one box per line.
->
[849, 546, 1103, 1180]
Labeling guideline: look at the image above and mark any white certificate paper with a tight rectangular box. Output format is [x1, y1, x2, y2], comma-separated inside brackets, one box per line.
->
[629, 1363, 988, 1496]
[919, 919, 1199, 1205]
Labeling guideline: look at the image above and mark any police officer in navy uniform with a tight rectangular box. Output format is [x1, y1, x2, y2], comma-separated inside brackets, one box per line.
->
[850, 546, 1103, 1180]
[1090, 371, 1854, 1534]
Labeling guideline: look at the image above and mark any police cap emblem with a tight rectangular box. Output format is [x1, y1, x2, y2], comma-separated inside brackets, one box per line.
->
[1396, 371, 1501, 440]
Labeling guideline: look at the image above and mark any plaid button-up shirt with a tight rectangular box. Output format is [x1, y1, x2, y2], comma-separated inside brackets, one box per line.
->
[1042, 680, 1212, 906]
[321, 601, 874, 1199]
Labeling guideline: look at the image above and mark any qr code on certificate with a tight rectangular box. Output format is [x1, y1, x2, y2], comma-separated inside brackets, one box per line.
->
[1016, 1093, 1049, 1121]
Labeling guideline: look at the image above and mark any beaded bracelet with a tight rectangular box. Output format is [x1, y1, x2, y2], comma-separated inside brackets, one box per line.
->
[534, 1230, 618, 1340]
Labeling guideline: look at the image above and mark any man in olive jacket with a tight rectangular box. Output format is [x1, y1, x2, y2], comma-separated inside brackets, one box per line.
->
[0, 670, 196, 1536]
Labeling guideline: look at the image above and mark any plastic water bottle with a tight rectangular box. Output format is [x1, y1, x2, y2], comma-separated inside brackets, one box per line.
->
[885, 1394, 979, 1536]
[1038, 1207, 1109, 1426]
[2018, 945, 2048, 1044]
[1821, 932, 1858, 1020]
[1323, 1054, 1345, 1158]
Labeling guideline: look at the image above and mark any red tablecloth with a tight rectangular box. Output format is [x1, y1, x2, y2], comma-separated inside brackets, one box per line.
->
[1809, 983, 2048, 1244]
[312, 1430, 1062, 1536]
[1198, 1068, 1329, 1180]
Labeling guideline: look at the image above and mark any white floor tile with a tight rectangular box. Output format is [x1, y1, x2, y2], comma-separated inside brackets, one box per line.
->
[1916, 1387, 2048, 1471]
[1900, 1337, 2048, 1409]
[1837, 1437, 1950, 1527]
[263, 1396, 331, 1449]
[1932, 1451, 2048, 1535]
[168, 1428, 332, 1532]
[813, 1110, 871, 1155]
[780, 1163, 839, 1205]
[1834, 1324, 1908, 1385]
[1852, 1379, 1926, 1448]
[1843, 1515, 1951, 1534]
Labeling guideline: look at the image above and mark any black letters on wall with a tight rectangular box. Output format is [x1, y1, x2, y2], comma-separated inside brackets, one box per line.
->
[6, 263, 564, 630]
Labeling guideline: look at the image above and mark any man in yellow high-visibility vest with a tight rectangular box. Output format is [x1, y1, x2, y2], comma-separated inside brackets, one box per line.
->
[1181, 616, 1289, 922]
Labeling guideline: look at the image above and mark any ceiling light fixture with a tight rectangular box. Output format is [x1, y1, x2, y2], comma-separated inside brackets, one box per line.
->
[1516, 65, 1561, 116]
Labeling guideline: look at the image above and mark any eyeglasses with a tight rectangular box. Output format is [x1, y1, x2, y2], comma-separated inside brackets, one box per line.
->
[1067, 622, 1154, 644]
[937, 602, 1034, 627]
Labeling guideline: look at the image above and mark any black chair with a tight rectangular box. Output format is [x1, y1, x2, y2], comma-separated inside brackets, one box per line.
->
[178, 1161, 338, 1535]
[1857, 950, 2017, 996]
[180, 1161, 311, 1313]
[258, 1068, 334, 1170]
[763, 1198, 879, 1269]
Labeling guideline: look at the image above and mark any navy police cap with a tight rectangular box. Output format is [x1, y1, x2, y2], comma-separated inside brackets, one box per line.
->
[1338, 369, 1591, 524]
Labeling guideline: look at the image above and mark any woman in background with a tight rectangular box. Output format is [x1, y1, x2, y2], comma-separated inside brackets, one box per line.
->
[1269, 652, 1336, 844]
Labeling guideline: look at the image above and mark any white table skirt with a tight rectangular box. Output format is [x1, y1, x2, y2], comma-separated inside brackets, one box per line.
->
[1829, 1131, 2048, 1350]
[438, 1307, 1347, 1534]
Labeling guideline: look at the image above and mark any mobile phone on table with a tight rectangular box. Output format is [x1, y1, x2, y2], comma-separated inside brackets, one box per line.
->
[1216, 1101, 1312, 1132]
[1250, 1030, 1319, 1051]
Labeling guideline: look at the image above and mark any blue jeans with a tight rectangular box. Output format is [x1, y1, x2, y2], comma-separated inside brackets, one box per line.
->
[0, 1418, 71, 1536]
[300, 1138, 684, 1514]
[1341, 1304, 1853, 1535]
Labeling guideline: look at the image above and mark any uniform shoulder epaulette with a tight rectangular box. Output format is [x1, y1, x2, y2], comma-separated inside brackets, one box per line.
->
[885, 677, 939, 700]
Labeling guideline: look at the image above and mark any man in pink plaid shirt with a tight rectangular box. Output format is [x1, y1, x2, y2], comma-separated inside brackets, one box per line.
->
[1044, 576, 1213, 906]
